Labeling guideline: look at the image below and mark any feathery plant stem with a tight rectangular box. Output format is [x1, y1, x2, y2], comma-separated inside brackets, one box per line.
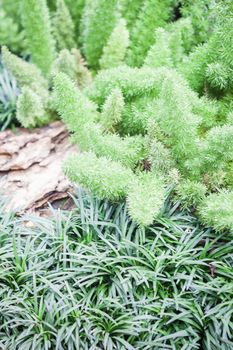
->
[21, 0, 56, 75]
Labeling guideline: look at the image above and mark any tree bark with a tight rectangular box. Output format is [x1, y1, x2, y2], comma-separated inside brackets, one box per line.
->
[0, 121, 77, 214]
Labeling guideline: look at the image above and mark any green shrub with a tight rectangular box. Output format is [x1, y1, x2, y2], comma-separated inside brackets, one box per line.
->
[16, 87, 50, 128]
[144, 18, 194, 68]
[180, 1, 233, 98]
[21, 0, 56, 75]
[100, 87, 124, 131]
[180, 0, 215, 44]
[64, 0, 86, 37]
[176, 180, 207, 209]
[199, 190, 233, 231]
[127, 173, 165, 226]
[99, 18, 129, 70]
[0, 9, 25, 53]
[64, 152, 135, 200]
[52, 0, 76, 51]
[81, 0, 120, 69]
[2, 0, 233, 231]
[126, 0, 174, 67]
[51, 48, 92, 88]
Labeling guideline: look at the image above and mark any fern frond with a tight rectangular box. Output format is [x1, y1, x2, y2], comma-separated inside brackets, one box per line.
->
[127, 173, 165, 226]
[99, 19, 129, 70]
[81, 0, 120, 69]
[53, 73, 98, 132]
[100, 88, 124, 131]
[21, 0, 56, 75]
[72, 122, 145, 168]
[52, 0, 76, 51]
[16, 87, 49, 128]
[199, 190, 233, 231]
[64, 152, 135, 200]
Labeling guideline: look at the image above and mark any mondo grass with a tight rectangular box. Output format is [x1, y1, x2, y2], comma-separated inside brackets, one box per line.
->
[0, 190, 232, 349]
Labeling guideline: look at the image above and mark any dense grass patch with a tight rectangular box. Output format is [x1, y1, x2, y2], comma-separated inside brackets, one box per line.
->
[0, 191, 232, 349]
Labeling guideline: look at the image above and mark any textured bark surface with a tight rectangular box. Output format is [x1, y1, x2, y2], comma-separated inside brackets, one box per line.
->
[0, 121, 77, 214]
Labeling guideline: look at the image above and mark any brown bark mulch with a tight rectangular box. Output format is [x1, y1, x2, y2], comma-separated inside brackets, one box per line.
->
[0, 121, 77, 215]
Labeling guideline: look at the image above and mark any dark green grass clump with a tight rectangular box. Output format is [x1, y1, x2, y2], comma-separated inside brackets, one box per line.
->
[0, 191, 232, 349]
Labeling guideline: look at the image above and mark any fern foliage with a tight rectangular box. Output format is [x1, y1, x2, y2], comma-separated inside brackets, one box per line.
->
[21, 0, 56, 75]
[81, 0, 120, 69]
[2, 0, 233, 230]
[99, 19, 129, 70]
[126, 0, 174, 67]
[52, 0, 76, 51]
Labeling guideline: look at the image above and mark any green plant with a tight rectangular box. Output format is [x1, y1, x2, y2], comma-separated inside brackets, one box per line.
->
[0, 9, 25, 53]
[175, 179, 207, 209]
[180, 0, 216, 45]
[52, 0, 76, 51]
[120, 0, 143, 31]
[144, 18, 194, 68]
[0, 62, 19, 130]
[180, 0, 233, 97]
[81, 0, 120, 69]
[0, 191, 232, 348]
[126, 0, 174, 67]
[56, 59, 233, 227]
[21, 0, 56, 75]
[2, 0, 233, 231]
[2, 46, 51, 128]
[199, 190, 233, 232]
[64, 0, 86, 37]
[99, 18, 129, 70]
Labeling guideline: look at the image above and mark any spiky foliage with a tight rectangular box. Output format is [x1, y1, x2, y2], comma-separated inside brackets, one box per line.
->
[73, 123, 145, 168]
[53, 72, 98, 132]
[51, 49, 92, 88]
[203, 126, 233, 172]
[99, 19, 129, 69]
[16, 87, 49, 128]
[86, 66, 169, 104]
[52, 0, 76, 51]
[119, 0, 143, 31]
[176, 180, 207, 209]
[144, 18, 194, 69]
[54, 74, 144, 168]
[2, 47, 48, 92]
[64, 0, 86, 37]
[127, 173, 165, 226]
[144, 28, 172, 68]
[187, 125, 233, 179]
[147, 139, 175, 175]
[126, 0, 174, 67]
[0, 191, 233, 348]
[168, 17, 194, 55]
[81, 0, 120, 69]
[0, 63, 19, 130]
[21, 0, 56, 75]
[181, 1, 233, 96]
[153, 72, 200, 169]
[2, 47, 52, 127]
[66, 59, 233, 227]
[180, 0, 216, 45]
[180, 43, 209, 93]
[0, 0, 21, 26]
[199, 190, 233, 231]
[100, 88, 124, 131]
[0, 10, 25, 53]
[64, 153, 135, 200]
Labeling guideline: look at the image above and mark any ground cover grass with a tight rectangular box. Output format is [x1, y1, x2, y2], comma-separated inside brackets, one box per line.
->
[0, 191, 232, 349]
